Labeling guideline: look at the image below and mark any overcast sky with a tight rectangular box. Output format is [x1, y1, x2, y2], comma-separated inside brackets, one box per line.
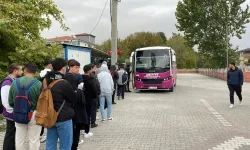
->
[42, 0, 250, 50]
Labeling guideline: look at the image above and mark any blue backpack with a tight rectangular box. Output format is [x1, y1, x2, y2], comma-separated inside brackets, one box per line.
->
[13, 78, 38, 124]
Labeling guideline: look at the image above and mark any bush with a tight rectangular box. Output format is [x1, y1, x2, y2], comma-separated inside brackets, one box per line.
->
[0, 124, 6, 132]
[0, 114, 4, 120]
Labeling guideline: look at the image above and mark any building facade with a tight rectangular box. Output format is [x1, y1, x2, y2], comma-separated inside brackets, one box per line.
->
[238, 48, 250, 67]
[46, 33, 96, 48]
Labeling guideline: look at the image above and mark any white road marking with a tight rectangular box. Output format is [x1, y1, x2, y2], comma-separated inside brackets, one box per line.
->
[201, 99, 232, 127]
[209, 136, 250, 150]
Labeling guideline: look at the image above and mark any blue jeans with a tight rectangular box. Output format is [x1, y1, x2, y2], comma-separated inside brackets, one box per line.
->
[99, 94, 112, 120]
[46, 120, 73, 150]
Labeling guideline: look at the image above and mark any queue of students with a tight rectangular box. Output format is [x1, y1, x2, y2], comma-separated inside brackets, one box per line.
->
[0, 58, 130, 150]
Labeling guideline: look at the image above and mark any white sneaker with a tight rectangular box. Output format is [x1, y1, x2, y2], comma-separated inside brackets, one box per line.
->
[40, 136, 46, 143]
[229, 104, 234, 108]
[78, 140, 84, 145]
[107, 117, 113, 121]
[96, 116, 99, 120]
[239, 101, 242, 105]
[84, 132, 93, 138]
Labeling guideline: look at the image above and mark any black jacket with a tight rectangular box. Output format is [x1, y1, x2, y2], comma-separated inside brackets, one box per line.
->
[91, 72, 101, 96]
[111, 70, 119, 85]
[82, 75, 98, 102]
[73, 89, 88, 124]
[65, 73, 87, 124]
[45, 71, 77, 122]
[65, 72, 78, 90]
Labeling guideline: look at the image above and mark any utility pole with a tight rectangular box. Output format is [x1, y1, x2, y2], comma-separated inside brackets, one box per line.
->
[111, 0, 119, 65]
[226, 25, 229, 69]
[226, 0, 229, 69]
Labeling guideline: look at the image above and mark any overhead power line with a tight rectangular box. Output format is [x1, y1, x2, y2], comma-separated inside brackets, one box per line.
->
[89, 0, 109, 34]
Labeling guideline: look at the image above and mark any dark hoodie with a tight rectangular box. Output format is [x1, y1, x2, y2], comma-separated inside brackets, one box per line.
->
[65, 72, 79, 90]
[65, 72, 87, 124]
[45, 71, 77, 122]
[82, 75, 98, 102]
[227, 67, 243, 86]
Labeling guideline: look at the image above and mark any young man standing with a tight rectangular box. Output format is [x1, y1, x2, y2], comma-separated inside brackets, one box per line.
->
[64, 59, 86, 150]
[66, 60, 87, 148]
[227, 62, 243, 108]
[1, 63, 23, 150]
[45, 58, 77, 150]
[90, 64, 100, 128]
[82, 64, 98, 137]
[125, 64, 132, 92]
[110, 65, 119, 104]
[8, 63, 42, 150]
[117, 64, 128, 100]
[98, 64, 114, 122]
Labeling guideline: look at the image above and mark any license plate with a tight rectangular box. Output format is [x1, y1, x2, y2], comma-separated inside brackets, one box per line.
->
[149, 86, 157, 90]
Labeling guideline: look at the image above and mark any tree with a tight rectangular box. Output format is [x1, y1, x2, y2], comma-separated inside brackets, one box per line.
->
[122, 32, 166, 57]
[176, 0, 250, 68]
[0, 0, 67, 79]
[96, 39, 123, 52]
[157, 32, 167, 42]
[166, 33, 196, 69]
[96, 32, 166, 63]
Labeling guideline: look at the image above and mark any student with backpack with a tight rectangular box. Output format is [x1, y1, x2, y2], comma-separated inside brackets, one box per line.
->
[40, 58, 77, 150]
[1, 63, 23, 150]
[38, 60, 53, 143]
[8, 63, 42, 150]
[117, 64, 128, 100]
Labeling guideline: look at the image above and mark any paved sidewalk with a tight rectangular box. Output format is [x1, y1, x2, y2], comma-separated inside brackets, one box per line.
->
[0, 74, 249, 150]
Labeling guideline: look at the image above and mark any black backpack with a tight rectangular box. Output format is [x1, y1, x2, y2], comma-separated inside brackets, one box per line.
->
[0, 78, 13, 114]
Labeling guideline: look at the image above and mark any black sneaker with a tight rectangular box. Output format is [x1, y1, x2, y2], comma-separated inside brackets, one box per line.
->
[91, 123, 98, 128]
[112, 102, 116, 104]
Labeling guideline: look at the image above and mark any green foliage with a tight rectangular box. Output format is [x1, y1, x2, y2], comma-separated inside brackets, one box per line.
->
[175, 0, 250, 68]
[0, 114, 4, 120]
[96, 39, 124, 52]
[166, 33, 196, 69]
[0, 0, 67, 79]
[97, 32, 198, 67]
[8, 40, 63, 69]
[121, 32, 166, 58]
[96, 32, 167, 63]
[0, 124, 6, 132]
[248, 58, 250, 65]
[157, 32, 167, 42]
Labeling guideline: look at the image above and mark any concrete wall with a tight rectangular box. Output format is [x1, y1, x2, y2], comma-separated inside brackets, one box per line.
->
[177, 67, 250, 82]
